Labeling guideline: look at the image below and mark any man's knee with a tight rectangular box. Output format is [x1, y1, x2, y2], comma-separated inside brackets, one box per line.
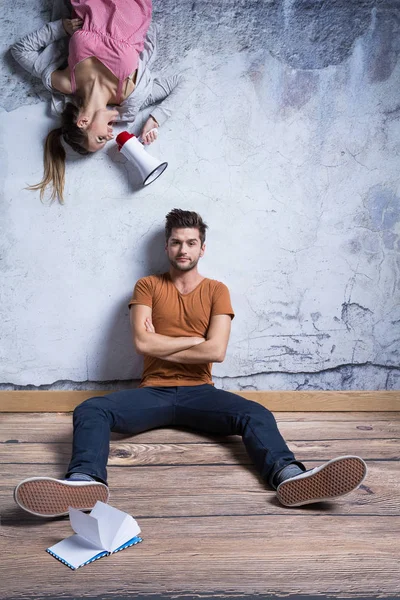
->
[73, 396, 110, 421]
[243, 399, 276, 422]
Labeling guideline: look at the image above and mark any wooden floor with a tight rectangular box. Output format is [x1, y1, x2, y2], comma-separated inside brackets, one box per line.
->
[1, 412, 399, 600]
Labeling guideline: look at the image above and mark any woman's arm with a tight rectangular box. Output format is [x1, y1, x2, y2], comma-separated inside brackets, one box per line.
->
[143, 73, 187, 129]
[11, 20, 68, 79]
[137, 74, 188, 144]
[51, 66, 72, 95]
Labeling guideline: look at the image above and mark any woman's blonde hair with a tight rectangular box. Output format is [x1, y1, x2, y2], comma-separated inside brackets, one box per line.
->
[28, 103, 89, 204]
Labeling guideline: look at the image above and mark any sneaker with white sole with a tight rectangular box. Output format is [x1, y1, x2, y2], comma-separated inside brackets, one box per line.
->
[14, 477, 110, 518]
[276, 455, 367, 507]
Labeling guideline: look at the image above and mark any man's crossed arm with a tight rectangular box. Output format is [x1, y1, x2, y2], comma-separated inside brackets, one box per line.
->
[130, 304, 231, 364]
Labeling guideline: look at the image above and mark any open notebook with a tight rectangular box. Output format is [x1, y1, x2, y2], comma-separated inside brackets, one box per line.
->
[47, 501, 142, 569]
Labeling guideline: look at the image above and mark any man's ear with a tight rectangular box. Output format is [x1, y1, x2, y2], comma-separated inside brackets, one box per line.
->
[77, 116, 90, 129]
[200, 243, 206, 257]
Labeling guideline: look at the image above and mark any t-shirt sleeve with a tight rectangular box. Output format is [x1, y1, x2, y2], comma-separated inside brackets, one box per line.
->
[211, 282, 235, 320]
[128, 277, 154, 309]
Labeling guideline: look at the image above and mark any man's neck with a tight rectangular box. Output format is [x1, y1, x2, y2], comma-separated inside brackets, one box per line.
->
[169, 268, 205, 294]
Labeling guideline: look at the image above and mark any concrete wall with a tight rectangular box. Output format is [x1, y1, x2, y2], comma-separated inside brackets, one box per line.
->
[1, 0, 399, 392]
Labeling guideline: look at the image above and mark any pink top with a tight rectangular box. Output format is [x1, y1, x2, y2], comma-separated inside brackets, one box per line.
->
[69, 0, 152, 103]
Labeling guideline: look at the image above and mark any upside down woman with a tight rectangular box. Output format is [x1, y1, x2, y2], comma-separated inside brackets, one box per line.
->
[11, 0, 183, 202]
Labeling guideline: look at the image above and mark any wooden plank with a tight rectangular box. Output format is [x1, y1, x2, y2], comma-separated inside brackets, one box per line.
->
[1, 410, 398, 424]
[275, 411, 400, 421]
[1, 413, 398, 600]
[1, 437, 399, 465]
[1, 390, 399, 412]
[1, 417, 399, 442]
[1, 516, 399, 599]
[1, 462, 399, 518]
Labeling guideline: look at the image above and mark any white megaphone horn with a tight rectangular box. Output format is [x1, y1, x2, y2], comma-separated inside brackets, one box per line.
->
[116, 131, 168, 186]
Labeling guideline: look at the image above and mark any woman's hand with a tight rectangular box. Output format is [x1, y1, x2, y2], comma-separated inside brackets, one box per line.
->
[63, 18, 83, 36]
[140, 116, 159, 145]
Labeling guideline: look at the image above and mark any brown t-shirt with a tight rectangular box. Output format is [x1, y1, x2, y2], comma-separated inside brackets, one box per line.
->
[129, 273, 235, 387]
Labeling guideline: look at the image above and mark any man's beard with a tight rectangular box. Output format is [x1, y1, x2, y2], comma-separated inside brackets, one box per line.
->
[169, 255, 200, 272]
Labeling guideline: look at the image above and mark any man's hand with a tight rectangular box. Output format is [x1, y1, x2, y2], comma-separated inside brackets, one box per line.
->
[144, 317, 155, 333]
[131, 305, 205, 356]
[63, 18, 83, 36]
[144, 316, 204, 345]
[155, 314, 232, 364]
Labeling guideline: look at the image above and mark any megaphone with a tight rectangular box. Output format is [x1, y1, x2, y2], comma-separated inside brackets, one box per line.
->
[116, 131, 168, 186]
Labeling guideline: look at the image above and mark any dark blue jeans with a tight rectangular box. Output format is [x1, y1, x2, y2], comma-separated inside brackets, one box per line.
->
[66, 385, 304, 489]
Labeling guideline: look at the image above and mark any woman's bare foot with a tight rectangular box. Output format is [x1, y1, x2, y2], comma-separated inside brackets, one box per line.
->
[140, 116, 159, 145]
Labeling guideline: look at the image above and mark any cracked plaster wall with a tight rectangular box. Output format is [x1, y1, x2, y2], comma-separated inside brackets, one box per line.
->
[0, 0, 399, 391]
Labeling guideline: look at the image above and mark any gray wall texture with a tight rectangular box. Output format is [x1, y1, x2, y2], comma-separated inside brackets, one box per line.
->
[0, 0, 399, 392]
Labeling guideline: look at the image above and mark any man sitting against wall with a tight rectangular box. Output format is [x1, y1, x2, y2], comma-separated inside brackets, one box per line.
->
[14, 209, 367, 517]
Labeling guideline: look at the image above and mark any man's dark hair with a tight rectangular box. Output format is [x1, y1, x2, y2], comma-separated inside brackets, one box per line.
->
[165, 209, 208, 245]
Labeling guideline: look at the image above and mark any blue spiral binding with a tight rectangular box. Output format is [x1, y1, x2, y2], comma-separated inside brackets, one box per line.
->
[46, 536, 143, 568]
[112, 536, 143, 553]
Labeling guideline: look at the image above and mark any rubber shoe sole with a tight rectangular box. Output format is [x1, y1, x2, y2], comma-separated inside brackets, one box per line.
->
[276, 455, 367, 507]
[14, 477, 110, 518]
